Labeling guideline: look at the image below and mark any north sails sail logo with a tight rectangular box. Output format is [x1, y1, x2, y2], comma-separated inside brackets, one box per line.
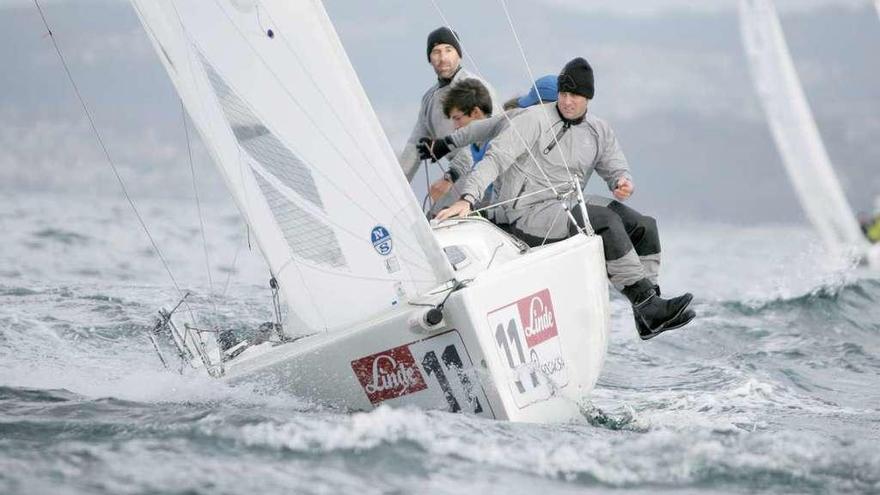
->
[517, 289, 559, 347]
[351, 345, 427, 404]
[371, 225, 393, 256]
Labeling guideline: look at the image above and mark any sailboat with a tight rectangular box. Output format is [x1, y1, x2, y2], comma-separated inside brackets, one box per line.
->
[738, 0, 875, 266]
[128, 0, 610, 422]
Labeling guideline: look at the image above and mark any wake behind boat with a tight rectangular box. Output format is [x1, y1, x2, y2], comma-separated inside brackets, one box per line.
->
[130, 0, 610, 422]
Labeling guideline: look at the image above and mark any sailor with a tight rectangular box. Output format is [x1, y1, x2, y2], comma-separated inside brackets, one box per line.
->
[421, 75, 560, 221]
[426, 74, 666, 303]
[398, 27, 500, 183]
[435, 57, 696, 340]
[859, 211, 880, 243]
[421, 78, 494, 216]
[504, 74, 559, 111]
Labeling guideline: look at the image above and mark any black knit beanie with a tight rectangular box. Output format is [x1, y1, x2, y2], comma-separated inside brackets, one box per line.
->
[426, 27, 462, 62]
[557, 57, 595, 99]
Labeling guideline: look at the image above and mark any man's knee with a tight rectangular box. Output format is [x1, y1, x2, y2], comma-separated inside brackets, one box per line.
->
[595, 212, 632, 260]
[636, 215, 660, 254]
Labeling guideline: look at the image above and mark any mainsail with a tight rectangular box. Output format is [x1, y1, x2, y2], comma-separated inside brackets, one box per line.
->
[129, 0, 454, 335]
[738, 0, 868, 256]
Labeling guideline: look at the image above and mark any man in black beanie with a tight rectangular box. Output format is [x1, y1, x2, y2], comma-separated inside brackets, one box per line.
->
[436, 56, 696, 340]
[397, 27, 499, 183]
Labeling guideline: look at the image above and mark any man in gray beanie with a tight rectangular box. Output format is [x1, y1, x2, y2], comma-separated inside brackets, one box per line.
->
[397, 27, 499, 183]
[436, 57, 695, 340]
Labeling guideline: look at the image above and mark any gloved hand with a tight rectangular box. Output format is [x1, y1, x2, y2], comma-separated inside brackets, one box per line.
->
[416, 137, 452, 162]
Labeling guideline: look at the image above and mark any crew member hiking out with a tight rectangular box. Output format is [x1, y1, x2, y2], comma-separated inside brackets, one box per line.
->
[426, 74, 665, 291]
[436, 57, 696, 340]
[398, 27, 500, 183]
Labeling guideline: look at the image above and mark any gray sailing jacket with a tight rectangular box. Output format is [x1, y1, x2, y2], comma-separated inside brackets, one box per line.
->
[456, 103, 632, 232]
[398, 67, 500, 182]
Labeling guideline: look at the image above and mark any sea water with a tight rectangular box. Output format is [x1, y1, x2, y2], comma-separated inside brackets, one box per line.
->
[1, 192, 878, 495]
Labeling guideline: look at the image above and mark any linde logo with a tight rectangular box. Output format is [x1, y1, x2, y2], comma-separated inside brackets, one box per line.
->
[351, 345, 427, 405]
[517, 289, 558, 348]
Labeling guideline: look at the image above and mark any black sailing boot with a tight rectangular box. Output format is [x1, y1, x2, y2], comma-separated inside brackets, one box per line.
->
[622, 279, 695, 340]
[652, 284, 696, 332]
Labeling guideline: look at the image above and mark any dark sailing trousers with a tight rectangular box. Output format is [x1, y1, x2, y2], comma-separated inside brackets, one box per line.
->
[510, 200, 661, 289]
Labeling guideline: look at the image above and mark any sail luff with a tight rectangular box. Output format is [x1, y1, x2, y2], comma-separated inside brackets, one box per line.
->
[738, 0, 868, 256]
[301, 0, 454, 273]
[129, 0, 454, 335]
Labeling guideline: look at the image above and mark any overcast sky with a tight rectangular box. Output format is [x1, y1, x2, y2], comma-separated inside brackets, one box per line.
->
[0, 0, 871, 13]
[2, 0, 879, 224]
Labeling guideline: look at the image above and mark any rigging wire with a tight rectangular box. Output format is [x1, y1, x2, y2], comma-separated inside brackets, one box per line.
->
[469, 185, 560, 216]
[424, 158, 434, 213]
[159, 0, 260, 260]
[181, 100, 218, 314]
[428, 0, 588, 235]
[221, 233, 244, 298]
[497, 0, 593, 236]
[497, 0, 576, 184]
[206, 0, 422, 230]
[32, 0, 193, 312]
[427, 0, 564, 200]
[164, 2, 442, 296]
[254, 1, 408, 213]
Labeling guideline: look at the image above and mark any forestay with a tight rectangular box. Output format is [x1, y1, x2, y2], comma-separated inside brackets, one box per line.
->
[129, 0, 454, 336]
[738, 0, 868, 256]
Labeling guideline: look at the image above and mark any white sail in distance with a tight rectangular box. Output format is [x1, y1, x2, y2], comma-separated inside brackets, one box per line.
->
[738, 0, 869, 256]
[129, 0, 454, 335]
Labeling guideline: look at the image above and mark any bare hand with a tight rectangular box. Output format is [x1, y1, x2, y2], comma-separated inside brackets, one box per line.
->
[429, 178, 453, 202]
[613, 177, 634, 201]
[436, 199, 471, 221]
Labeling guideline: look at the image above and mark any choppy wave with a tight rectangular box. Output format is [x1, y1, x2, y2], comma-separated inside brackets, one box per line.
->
[720, 277, 880, 316]
[2, 194, 880, 494]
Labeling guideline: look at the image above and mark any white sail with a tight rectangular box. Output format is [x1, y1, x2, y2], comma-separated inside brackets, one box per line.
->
[738, 0, 869, 256]
[876, 0, 880, 21]
[129, 0, 454, 335]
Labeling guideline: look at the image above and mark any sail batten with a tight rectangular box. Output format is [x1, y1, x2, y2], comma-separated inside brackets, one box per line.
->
[738, 0, 868, 256]
[130, 0, 454, 335]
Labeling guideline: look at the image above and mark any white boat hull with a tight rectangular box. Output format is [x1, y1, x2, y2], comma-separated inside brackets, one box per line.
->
[222, 220, 610, 423]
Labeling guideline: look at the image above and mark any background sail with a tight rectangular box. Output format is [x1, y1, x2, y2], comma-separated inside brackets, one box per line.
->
[738, 0, 869, 256]
[129, 0, 454, 335]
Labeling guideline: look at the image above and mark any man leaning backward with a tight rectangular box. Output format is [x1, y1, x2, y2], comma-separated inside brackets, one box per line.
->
[436, 58, 696, 340]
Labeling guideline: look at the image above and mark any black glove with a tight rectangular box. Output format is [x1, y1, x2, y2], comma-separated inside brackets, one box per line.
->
[416, 137, 434, 161]
[416, 137, 452, 162]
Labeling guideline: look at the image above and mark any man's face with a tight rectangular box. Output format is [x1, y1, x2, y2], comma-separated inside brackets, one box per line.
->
[429, 44, 461, 79]
[556, 91, 589, 120]
[448, 107, 485, 129]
